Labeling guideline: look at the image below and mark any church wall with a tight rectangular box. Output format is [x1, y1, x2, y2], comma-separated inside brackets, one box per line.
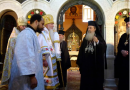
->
[0, 0, 129, 87]
[0, 0, 22, 18]
[104, 1, 129, 57]
[100, 0, 130, 87]
[63, 4, 96, 37]
[22, 0, 50, 18]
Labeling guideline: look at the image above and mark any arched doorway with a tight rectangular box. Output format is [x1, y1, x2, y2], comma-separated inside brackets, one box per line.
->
[57, 0, 105, 68]
[0, 15, 16, 62]
[57, 0, 105, 38]
[0, 14, 17, 76]
[114, 9, 130, 55]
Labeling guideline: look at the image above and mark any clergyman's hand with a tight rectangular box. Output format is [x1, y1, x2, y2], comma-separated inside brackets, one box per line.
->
[93, 36, 99, 43]
[30, 76, 37, 89]
[43, 60, 48, 67]
[121, 50, 128, 57]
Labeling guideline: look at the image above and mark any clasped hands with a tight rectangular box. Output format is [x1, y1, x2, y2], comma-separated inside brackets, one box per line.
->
[121, 50, 129, 57]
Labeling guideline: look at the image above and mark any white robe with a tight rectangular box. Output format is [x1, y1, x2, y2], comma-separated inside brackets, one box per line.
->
[37, 27, 59, 89]
[1, 27, 20, 85]
[53, 31, 61, 61]
[8, 27, 45, 90]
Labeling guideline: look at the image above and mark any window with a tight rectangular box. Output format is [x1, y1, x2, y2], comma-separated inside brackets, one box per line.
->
[26, 9, 46, 24]
[63, 14, 65, 22]
[82, 5, 94, 22]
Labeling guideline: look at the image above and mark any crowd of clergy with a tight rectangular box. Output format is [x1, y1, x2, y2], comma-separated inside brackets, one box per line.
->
[0, 14, 129, 90]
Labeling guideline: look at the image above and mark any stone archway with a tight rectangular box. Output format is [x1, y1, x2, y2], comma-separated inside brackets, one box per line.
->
[57, 0, 105, 37]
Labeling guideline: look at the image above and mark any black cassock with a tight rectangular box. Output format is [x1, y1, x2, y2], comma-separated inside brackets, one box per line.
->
[57, 41, 71, 87]
[77, 35, 106, 90]
[114, 33, 129, 90]
[0, 53, 1, 62]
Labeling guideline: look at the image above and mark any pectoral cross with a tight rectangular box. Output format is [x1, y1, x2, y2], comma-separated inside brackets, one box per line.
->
[85, 47, 88, 53]
[85, 46, 94, 54]
[124, 40, 128, 46]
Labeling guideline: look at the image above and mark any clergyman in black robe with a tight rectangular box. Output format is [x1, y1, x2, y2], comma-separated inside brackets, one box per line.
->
[114, 17, 129, 90]
[77, 21, 106, 90]
[57, 30, 71, 89]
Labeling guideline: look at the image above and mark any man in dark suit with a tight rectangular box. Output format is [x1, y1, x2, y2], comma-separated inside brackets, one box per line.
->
[114, 17, 129, 90]
[57, 30, 71, 90]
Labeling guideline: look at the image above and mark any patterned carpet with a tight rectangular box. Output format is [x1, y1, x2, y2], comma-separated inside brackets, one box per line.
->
[67, 67, 80, 90]
[67, 67, 117, 90]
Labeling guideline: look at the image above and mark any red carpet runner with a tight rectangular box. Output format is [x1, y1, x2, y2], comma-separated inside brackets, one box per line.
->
[66, 67, 117, 90]
[67, 67, 80, 90]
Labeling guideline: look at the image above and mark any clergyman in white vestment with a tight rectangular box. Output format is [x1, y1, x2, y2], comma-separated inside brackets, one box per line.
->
[8, 14, 45, 90]
[1, 16, 27, 86]
[37, 14, 61, 90]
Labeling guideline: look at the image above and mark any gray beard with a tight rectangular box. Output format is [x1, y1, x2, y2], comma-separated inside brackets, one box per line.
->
[126, 27, 130, 34]
[85, 32, 95, 41]
[49, 29, 54, 42]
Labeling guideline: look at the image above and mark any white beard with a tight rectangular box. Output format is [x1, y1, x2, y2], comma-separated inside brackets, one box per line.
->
[49, 28, 54, 42]
[85, 32, 95, 41]
[126, 27, 130, 34]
